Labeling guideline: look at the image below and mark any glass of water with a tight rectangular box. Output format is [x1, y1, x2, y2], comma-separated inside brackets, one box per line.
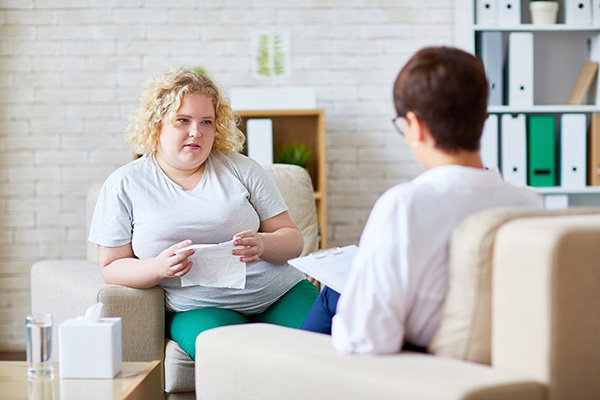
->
[26, 314, 53, 377]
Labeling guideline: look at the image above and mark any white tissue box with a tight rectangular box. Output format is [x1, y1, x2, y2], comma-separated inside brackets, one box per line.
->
[58, 317, 122, 379]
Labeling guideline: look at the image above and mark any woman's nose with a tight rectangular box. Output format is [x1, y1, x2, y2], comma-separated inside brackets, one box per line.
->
[188, 124, 201, 137]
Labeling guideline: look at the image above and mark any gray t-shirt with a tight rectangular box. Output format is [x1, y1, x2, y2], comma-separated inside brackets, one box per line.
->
[89, 151, 304, 313]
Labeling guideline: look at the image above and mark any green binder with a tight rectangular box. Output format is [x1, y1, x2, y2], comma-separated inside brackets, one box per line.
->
[527, 115, 556, 187]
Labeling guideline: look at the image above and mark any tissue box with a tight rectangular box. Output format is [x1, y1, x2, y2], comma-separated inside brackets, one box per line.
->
[58, 317, 122, 379]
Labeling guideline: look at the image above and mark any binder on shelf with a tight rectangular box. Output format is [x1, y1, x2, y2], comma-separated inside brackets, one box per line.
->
[246, 118, 274, 165]
[527, 115, 556, 187]
[567, 61, 598, 105]
[588, 113, 600, 186]
[476, 0, 498, 25]
[565, 0, 593, 24]
[481, 114, 499, 170]
[560, 114, 587, 188]
[481, 31, 504, 106]
[498, 0, 521, 25]
[593, 0, 600, 25]
[544, 194, 569, 210]
[501, 113, 527, 186]
[508, 32, 534, 106]
[587, 35, 600, 104]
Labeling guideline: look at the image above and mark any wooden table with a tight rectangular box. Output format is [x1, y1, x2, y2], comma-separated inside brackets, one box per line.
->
[0, 360, 162, 400]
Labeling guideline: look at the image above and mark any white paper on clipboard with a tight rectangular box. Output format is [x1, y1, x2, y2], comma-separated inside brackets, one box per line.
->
[288, 245, 358, 293]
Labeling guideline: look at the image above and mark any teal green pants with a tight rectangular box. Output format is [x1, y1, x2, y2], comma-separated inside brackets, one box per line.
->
[166, 279, 319, 360]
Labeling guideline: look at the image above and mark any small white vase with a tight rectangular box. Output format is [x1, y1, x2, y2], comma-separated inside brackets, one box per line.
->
[530, 1, 559, 25]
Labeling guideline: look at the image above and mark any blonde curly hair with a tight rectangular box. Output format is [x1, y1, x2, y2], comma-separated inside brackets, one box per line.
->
[126, 67, 245, 155]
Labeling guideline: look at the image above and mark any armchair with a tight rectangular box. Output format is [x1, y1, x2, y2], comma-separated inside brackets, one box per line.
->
[195, 208, 600, 399]
[30, 163, 320, 399]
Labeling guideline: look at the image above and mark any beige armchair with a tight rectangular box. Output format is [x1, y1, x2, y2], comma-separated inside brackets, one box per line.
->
[195, 208, 600, 400]
[30, 163, 320, 399]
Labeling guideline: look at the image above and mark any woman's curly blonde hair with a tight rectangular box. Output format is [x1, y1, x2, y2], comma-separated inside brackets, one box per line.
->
[126, 67, 245, 155]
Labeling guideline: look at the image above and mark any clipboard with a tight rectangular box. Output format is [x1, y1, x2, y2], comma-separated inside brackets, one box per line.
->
[288, 245, 358, 293]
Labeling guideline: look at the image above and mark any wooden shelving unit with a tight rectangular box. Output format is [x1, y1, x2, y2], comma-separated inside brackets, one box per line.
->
[236, 109, 327, 249]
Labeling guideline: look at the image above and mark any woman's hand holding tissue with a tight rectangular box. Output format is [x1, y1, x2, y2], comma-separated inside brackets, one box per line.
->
[233, 211, 304, 266]
[98, 239, 195, 289]
[154, 240, 196, 279]
[232, 230, 265, 264]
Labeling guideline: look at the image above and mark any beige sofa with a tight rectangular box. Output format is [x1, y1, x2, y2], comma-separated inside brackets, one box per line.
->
[30, 163, 320, 399]
[194, 208, 600, 400]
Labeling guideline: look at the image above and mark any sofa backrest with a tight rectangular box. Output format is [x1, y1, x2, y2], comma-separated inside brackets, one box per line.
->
[262, 164, 319, 256]
[86, 184, 102, 263]
[86, 163, 319, 263]
[429, 206, 600, 365]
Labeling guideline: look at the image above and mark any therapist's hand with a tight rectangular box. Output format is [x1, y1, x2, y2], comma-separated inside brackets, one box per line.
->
[232, 231, 264, 263]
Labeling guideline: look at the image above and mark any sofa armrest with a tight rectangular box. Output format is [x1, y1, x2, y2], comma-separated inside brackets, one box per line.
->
[492, 215, 600, 399]
[195, 324, 545, 400]
[31, 260, 165, 362]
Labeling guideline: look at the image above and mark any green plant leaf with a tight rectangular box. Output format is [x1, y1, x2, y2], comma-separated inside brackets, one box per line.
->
[276, 143, 313, 168]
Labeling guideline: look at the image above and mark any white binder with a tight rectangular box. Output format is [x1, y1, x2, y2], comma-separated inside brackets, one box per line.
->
[560, 114, 587, 188]
[508, 32, 534, 106]
[544, 194, 569, 210]
[481, 31, 504, 106]
[498, 0, 521, 25]
[501, 113, 527, 186]
[246, 119, 273, 165]
[481, 114, 499, 170]
[565, 0, 593, 24]
[476, 0, 498, 25]
[593, 0, 600, 25]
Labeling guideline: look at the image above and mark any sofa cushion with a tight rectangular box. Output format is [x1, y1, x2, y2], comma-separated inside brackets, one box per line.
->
[428, 206, 600, 364]
[195, 324, 546, 400]
[164, 339, 195, 393]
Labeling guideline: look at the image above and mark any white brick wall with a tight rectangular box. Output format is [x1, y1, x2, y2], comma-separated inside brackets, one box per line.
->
[0, 0, 454, 351]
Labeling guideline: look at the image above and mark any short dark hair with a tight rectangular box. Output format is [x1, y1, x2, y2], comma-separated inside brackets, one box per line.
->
[393, 46, 488, 153]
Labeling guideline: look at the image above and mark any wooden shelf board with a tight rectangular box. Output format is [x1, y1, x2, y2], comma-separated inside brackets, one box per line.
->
[236, 109, 323, 117]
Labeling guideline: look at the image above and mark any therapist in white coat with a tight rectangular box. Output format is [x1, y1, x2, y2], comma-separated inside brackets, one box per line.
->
[301, 46, 542, 354]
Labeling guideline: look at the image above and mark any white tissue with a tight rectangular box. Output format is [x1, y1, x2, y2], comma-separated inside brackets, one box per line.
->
[76, 302, 104, 323]
[176, 239, 247, 289]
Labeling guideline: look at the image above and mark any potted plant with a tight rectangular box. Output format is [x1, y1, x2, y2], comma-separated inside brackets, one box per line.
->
[276, 143, 313, 168]
[530, 0, 559, 24]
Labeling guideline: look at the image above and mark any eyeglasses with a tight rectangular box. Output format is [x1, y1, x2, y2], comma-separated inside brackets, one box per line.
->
[391, 116, 406, 136]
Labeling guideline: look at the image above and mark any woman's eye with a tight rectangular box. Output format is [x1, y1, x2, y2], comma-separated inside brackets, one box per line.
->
[177, 118, 189, 123]
[201, 120, 213, 125]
